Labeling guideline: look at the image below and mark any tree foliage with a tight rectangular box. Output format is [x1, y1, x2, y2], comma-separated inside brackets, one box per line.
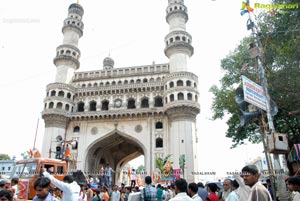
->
[210, 1, 300, 148]
[0, 153, 11, 160]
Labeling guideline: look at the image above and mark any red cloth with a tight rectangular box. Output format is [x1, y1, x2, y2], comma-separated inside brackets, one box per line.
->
[205, 192, 218, 201]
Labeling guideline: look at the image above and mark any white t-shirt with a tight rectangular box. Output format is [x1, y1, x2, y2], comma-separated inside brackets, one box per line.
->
[293, 192, 300, 201]
[130, 171, 136, 180]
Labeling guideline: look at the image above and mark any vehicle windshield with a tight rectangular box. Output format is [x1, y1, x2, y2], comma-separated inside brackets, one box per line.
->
[10, 162, 38, 178]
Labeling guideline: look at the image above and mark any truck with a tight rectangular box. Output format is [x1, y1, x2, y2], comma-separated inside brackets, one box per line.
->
[9, 157, 68, 200]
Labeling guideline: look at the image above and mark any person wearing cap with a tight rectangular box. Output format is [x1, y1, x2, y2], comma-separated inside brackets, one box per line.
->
[225, 180, 239, 201]
[141, 176, 156, 201]
[0, 179, 11, 190]
[240, 165, 272, 201]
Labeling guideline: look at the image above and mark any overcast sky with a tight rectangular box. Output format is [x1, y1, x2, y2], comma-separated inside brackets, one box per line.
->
[0, 0, 270, 180]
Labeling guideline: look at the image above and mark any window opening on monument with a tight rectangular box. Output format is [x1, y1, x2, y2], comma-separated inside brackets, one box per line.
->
[186, 80, 191, 86]
[187, 93, 192, 100]
[49, 102, 54, 109]
[89, 101, 97, 111]
[156, 138, 163, 148]
[156, 122, 163, 129]
[50, 90, 56, 96]
[177, 80, 183, 86]
[169, 82, 174, 88]
[154, 97, 163, 107]
[73, 126, 80, 132]
[170, 94, 174, 102]
[143, 78, 148, 83]
[57, 102, 63, 109]
[141, 98, 149, 108]
[58, 91, 64, 97]
[178, 93, 184, 100]
[77, 102, 84, 112]
[65, 104, 70, 111]
[127, 99, 136, 109]
[67, 93, 71, 99]
[101, 100, 109, 111]
[136, 79, 141, 84]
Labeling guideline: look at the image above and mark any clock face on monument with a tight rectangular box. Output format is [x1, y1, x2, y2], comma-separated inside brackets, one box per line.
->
[114, 99, 122, 108]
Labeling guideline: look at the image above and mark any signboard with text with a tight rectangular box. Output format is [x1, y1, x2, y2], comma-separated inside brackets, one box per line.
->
[242, 75, 267, 110]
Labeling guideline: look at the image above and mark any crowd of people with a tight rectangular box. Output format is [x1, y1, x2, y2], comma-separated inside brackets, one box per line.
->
[1, 165, 300, 200]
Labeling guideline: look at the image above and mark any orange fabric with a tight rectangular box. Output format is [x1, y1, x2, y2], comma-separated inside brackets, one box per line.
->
[102, 192, 109, 201]
[127, 168, 131, 179]
[34, 150, 41, 158]
[65, 147, 71, 157]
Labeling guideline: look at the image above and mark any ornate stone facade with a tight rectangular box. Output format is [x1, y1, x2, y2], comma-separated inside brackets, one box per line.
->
[41, 0, 200, 182]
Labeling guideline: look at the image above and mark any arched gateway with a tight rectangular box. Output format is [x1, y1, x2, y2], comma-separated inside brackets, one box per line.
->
[41, 0, 200, 182]
[85, 130, 146, 183]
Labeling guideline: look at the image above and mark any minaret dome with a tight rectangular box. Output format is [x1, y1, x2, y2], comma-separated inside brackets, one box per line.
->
[103, 57, 114, 70]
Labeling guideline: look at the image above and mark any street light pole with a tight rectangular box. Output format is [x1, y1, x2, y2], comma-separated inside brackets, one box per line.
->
[245, 1, 289, 200]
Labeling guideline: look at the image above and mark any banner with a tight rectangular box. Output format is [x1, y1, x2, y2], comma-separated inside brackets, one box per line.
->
[18, 179, 29, 200]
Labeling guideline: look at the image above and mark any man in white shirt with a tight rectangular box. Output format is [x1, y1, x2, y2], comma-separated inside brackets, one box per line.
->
[170, 178, 194, 201]
[225, 180, 239, 201]
[241, 165, 272, 201]
[111, 185, 121, 201]
[42, 168, 80, 201]
[287, 176, 300, 201]
[188, 182, 203, 201]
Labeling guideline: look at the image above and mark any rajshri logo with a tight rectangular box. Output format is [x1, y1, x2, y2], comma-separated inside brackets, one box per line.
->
[240, 1, 254, 15]
[253, 3, 299, 10]
[240, 1, 299, 15]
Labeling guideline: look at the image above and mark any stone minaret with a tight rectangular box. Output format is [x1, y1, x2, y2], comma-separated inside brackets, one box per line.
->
[163, 0, 200, 182]
[54, 3, 84, 84]
[164, 0, 193, 72]
[41, 3, 84, 158]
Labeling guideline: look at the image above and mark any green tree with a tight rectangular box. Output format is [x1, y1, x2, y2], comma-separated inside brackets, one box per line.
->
[136, 165, 145, 174]
[179, 154, 185, 177]
[0, 153, 11, 160]
[210, 2, 300, 150]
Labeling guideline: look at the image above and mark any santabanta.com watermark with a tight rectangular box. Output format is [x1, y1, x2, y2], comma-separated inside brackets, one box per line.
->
[254, 3, 299, 10]
[2, 18, 40, 24]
